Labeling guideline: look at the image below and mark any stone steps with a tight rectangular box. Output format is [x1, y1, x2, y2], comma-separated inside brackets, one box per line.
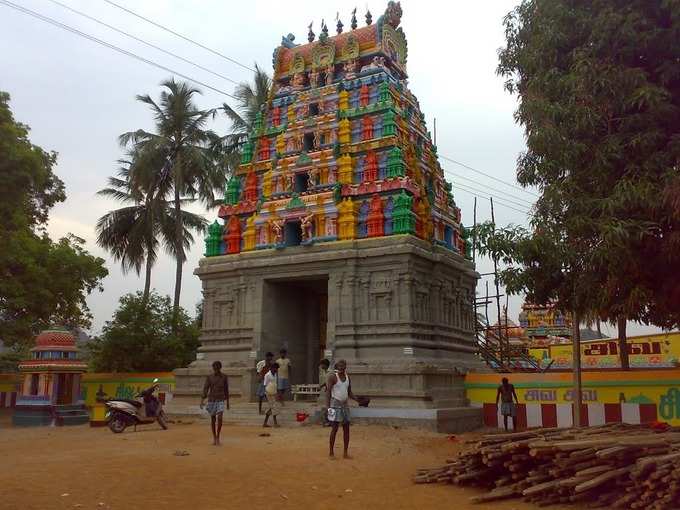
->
[167, 401, 482, 432]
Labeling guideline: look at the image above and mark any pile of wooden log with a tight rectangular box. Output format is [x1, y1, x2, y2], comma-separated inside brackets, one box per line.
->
[414, 424, 680, 508]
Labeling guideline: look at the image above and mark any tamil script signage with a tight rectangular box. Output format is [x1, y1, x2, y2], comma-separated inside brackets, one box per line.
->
[529, 332, 680, 370]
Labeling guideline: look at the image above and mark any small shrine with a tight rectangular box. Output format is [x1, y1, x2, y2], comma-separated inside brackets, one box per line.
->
[175, 2, 480, 417]
[12, 329, 90, 426]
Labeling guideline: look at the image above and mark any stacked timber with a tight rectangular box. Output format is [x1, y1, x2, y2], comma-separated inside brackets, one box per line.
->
[414, 424, 680, 508]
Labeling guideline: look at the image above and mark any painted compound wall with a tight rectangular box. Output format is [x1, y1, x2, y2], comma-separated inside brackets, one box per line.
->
[81, 373, 174, 425]
[529, 332, 680, 370]
[466, 369, 680, 428]
[0, 372, 176, 422]
[0, 374, 19, 408]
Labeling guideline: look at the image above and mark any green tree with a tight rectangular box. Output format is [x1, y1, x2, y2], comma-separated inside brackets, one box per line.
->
[120, 80, 224, 322]
[218, 64, 272, 166]
[0, 91, 108, 347]
[88, 291, 200, 372]
[96, 150, 206, 304]
[475, 219, 596, 425]
[498, 0, 680, 368]
[0, 344, 29, 373]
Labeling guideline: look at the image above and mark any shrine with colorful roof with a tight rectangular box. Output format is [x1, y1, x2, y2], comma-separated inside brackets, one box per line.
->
[205, 1, 467, 258]
[12, 329, 90, 427]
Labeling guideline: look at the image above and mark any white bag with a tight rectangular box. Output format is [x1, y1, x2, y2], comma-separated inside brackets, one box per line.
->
[265, 381, 277, 396]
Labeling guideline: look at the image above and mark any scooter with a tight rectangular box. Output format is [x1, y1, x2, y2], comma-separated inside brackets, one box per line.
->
[105, 378, 168, 433]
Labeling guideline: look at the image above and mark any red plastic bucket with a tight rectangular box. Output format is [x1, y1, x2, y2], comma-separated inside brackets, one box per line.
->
[295, 412, 309, 422]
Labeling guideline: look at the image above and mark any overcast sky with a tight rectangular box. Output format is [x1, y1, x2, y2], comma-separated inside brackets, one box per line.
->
[0, 0, 661, 338]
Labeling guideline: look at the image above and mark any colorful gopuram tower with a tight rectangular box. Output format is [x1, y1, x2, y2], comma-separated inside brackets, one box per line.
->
[174, 3, 480, 421]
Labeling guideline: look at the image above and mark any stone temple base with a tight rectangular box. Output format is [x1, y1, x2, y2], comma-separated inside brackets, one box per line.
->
[171, 235, 482, 412]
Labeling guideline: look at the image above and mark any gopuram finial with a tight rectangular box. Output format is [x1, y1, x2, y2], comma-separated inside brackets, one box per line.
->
[321, 19, 329, 37]
[365, 9, 372, 25]
[307, 21, 315, 42]
[336, 12, 343, 34]
[351, 8, 358, 30]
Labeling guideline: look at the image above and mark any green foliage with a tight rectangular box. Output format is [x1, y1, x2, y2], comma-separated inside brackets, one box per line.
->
[496, 0, 680, 329]
[0, 344, 29, 372]
[96, 149, 207, 300]
[0, 92, 108, 347]
[119, 79, 225, 317]
[0, 91, 64, 231]
[88, 292, 200, 372]
[217, 64, 272, 170]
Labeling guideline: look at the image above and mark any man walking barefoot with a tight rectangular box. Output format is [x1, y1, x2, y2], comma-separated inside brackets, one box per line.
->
[326, 359, 357, 459]
[275, 348, 291, 404]
[200, 361, 230, 445]
[256, 352, 274, 415]
[496, 377, 519, 431]
[263, 363, 281, 428]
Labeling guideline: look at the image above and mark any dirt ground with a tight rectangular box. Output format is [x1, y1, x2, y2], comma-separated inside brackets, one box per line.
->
[0, 411, 576, 510]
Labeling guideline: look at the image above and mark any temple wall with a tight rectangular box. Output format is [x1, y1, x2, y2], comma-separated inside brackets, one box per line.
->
[174, 235, 480, 408]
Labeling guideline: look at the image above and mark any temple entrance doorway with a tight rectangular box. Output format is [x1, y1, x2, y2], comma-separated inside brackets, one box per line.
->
[56, 373, 73, 405]
[261, 277, 329, 386]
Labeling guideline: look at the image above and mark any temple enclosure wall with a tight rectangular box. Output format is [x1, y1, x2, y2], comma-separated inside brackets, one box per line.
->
[173, 235, 481, 409]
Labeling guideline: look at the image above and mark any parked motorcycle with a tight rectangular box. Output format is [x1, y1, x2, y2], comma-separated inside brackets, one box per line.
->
[105, 378, 168, 433]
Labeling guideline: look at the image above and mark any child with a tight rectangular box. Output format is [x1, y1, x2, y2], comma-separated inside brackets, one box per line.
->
[318, 359, 331, 426]
[256, 352, 274, 414]
[318, 358, 331, 391]
[275, 348, 291, 402]
[200, 361, 230, 446]
[326, 359, 358, 459]
[263, 363, 281, 428]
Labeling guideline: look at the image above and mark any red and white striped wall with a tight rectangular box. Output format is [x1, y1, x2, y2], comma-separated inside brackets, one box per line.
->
[0, 392, 17, 408]
[479, 402, 658, 429]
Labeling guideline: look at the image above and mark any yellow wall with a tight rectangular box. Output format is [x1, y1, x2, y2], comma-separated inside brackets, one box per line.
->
[529, 332, 680, 370]
[0, 374, 19, 393]
[80, 372, 175, 423]
[465, 369, 680, 425]
[80, 372, 174, 406]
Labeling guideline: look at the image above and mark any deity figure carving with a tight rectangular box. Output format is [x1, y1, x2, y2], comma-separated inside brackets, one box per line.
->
[271, 219, 284, 244]
[343, 59, 357, 79]
[309, 69, 319, 88]
[308, 166, 320, 187]
[301, 213, 314, 241]
[292, 72, 306, 90]
[324, 64, 334, 85]
[313, 127, 323, 148]
[286, 135, 295, 153]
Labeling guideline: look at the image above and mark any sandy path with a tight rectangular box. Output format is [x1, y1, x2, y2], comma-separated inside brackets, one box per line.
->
[0, 414, 575, 510]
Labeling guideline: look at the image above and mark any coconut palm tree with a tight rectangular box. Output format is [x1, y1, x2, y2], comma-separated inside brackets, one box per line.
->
[218, 63, 272, 159]
[119, 79, 224, 320]
[96, 150, 207, 305]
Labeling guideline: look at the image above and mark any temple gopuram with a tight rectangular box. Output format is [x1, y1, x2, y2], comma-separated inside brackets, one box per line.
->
[173, 3, 480, 418]
[518, 302, 572, 347]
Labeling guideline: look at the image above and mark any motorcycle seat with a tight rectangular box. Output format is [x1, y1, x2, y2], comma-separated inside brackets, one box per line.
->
[111, 399, 143, 408]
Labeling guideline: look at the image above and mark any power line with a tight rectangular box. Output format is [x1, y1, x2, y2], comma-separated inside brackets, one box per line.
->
[440, 154, 539, 198]
[46, 0, 241, 86]
[5, 0, 538, 215]
[444, 171, 532, 210]
[102, 0, 256, 73]
[0, 0, 238, 100]
[451, 183, 530, 216]
[443, 168, 535, 207]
